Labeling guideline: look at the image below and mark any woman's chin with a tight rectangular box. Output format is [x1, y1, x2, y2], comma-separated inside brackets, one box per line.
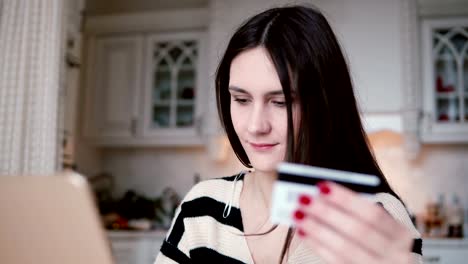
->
[249, 161, 280, 174]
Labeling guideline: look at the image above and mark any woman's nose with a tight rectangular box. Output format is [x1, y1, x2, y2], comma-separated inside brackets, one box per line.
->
[247, 104, 271, 135]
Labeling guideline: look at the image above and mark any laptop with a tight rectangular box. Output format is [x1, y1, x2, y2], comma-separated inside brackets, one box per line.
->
[0, 171, 115, 264]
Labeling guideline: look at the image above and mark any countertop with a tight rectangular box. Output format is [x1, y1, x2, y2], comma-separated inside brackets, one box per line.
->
[423, 238, 468, 248]
[106, 230, 468, 247]
[107, 230, 167, 239]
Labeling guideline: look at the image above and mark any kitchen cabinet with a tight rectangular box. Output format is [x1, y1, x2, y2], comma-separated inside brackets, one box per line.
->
[83, 9, 209, 147]
[421, 18, 468, 142]
[84, 35, 143, 141]
[423, 238, 468, 264]
[108, 231, 166, 264]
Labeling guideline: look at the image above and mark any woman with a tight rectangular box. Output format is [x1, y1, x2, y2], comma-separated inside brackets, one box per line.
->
[155, 5, 422, 264]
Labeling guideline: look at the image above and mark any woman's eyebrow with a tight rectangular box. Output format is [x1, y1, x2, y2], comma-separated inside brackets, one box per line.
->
[228, 86, 285, 96]
[267, 90, 285, 96]
[228, 86, 249, 94]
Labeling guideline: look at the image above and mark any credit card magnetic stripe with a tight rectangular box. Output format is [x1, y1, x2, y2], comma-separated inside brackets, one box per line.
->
[277, 163, 381, 195]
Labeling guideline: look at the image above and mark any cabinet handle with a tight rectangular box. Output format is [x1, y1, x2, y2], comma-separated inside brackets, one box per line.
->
[422, 112, 432, 130]
[195, 116, 203, 134]
[424, 255, 440, 263]
[131, 118, 137, 136]
[427, 113, 433, 129]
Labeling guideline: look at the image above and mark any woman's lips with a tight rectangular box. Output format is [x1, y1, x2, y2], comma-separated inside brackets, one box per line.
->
[249, 142, 278, 151]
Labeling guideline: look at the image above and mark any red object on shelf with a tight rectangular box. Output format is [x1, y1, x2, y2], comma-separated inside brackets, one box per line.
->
[438, 114, 449, 121]
[444, 85, 455, 92]
[436, 76, 455, 93]
[436, 76, 444, 92]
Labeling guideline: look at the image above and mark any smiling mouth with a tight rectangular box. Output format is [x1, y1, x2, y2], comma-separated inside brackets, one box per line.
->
[249, 142, 279, 151]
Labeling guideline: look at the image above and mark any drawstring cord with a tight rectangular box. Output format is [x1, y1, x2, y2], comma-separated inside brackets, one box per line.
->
[223, 170, 245, 218]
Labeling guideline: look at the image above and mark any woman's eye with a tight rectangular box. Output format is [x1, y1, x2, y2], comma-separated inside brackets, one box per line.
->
[233, 98, 250, 105]
[272, 100, 286, 107]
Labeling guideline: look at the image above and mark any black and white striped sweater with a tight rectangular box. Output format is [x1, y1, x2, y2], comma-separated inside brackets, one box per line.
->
[154, 173, 423, 264]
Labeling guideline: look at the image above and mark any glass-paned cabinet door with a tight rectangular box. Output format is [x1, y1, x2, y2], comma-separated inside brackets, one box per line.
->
[433, 27, 468, 123]
[422, 18, 468, 142]
[143, 32, 204, 142]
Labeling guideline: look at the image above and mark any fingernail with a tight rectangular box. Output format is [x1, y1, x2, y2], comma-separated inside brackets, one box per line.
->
[318, 181, 331, 195]
[293, 210, 305, 221]
[298, 194, 312, 205]
[297, 229, 306, 237]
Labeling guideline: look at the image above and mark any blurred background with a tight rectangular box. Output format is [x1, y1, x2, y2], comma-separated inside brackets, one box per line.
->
[1, 0, 468, 263]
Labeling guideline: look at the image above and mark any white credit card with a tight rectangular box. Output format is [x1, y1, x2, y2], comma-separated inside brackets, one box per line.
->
[270, 162, 381, 226]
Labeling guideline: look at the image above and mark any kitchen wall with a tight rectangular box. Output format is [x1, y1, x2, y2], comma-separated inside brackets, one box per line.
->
[76, 0, 468, 215]
[370, 132, 468, 213]
[101, 147, 244, 201]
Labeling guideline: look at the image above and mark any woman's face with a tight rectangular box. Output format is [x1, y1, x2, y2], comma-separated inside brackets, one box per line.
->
[229, 47, 299, 173]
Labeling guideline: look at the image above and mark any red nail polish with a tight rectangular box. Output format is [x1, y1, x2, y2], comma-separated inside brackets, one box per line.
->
[318, 181, 330, 195]
[293, 210, 305, 220]
[297, 229, 306, 236]
[298, 194, 312, 205]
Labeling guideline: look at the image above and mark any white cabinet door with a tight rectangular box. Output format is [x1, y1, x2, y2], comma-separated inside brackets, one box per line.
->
[108, 232, 165, 264]
[423, 247, 468, 264]
[141, 31, 207, 146]
[421, 18, 468, 142]
[110, 237, 142, 264]
[423, 239, 468, 264]
[84, 35, 143, 142]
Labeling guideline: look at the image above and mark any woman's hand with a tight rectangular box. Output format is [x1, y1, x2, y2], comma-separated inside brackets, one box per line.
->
[293, 182, 415, 264]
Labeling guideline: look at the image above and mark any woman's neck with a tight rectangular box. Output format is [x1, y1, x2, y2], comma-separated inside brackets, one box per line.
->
[247, 170, 277, 209]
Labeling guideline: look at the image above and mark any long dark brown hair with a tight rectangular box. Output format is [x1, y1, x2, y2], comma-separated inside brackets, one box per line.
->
[215, 4, 401, 262]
